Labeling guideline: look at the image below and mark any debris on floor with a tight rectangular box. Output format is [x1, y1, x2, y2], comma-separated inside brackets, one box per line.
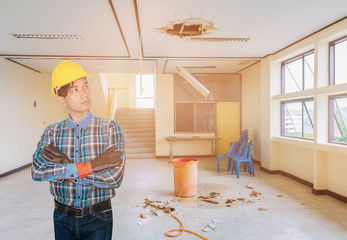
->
[258, 207, 268, 211]
[136, 186, 278, 237]
[198, 192, 221, 204]
[250, 190, 261, 198]
[202, 222, 216, 232]
[144, 198, 175, 213]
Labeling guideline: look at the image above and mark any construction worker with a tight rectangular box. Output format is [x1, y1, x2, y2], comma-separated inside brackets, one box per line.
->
[32, 60, 126, 240]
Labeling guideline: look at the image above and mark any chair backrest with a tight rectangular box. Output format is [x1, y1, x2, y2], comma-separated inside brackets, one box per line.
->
[227, 142, 235, 155]
[233, 129, 249, 152]
[239, 129, 249, 143]
[246, 143, 254, 159]
[237, 140, 248, 156]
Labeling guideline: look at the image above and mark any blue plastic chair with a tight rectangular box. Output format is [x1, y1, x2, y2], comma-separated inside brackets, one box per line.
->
[217, 140, 247, 172]
[232, 129, 249, 153]
[231, 142, 255, 178]
[227, 139, 248, 172]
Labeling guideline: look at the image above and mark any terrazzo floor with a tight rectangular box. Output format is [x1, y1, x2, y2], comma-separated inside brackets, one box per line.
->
[1, 158, 347, 240]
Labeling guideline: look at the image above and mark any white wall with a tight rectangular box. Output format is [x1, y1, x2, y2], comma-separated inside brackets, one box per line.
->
[261, 18, 347, 197]
[241, 63, 261, 161]
[0, 57, 66, 175]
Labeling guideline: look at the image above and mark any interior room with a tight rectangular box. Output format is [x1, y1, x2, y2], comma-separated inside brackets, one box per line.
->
[1, 1, 347, 239]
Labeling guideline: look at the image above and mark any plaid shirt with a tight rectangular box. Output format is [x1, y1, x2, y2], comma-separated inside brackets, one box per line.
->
[32, 112, 125, 208]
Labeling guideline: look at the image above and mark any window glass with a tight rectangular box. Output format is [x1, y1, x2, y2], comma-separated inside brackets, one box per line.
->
[196, 103, 215, 133]
[333, 38, 347, 85]
[284, 60, 302, 93]
[282, 99, 314, 139]
[303, 101, 314, 138]
[282, 51, 314, 93]
[304, 53, 314, 89]
[330, 96, 347, 144]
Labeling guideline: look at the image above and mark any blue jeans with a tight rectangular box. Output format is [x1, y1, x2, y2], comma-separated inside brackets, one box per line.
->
[53, 207, 113, 240]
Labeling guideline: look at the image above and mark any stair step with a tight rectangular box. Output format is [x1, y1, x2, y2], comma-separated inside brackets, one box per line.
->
[125, 147, 155, 154]
[116, 117, 154, 124]
[125, 142, 155, 148]
[121, 128, 155, 133]
[123, 132, 155, 138]
[119, 123, 155, 129]
[117, 108, 155, 159]
[116, 114, 154, 119]
[125, 137, 155, 143]
[126, 153, 156, 159]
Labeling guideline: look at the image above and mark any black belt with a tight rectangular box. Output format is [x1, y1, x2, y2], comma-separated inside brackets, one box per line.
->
[54, 199, 111, 218]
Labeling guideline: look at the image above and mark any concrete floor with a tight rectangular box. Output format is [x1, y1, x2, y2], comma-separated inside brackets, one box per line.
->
[1, 158, 347, 240]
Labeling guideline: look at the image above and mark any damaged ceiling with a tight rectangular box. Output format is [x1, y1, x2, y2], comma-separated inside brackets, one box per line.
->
[0, 0, 346, 75]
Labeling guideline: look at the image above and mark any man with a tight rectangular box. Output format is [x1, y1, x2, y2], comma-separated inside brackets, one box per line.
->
[32, 60, 125, 240]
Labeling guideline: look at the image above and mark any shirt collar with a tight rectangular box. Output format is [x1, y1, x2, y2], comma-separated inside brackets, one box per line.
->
[68, 112, 93, 130]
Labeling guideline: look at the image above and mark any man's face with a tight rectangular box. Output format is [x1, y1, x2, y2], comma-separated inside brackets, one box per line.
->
[58, 78, 92, 116]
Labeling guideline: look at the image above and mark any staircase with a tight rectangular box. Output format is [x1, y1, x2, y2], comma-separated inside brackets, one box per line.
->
[115, 108, 156, 159]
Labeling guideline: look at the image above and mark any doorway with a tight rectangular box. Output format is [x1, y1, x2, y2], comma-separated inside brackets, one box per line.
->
[136, 74, 155, 108]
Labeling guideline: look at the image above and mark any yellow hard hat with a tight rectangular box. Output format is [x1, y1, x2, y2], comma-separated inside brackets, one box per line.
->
[51, 60, 90, 95]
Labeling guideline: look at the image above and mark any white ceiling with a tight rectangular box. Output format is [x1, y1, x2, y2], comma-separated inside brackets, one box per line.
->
[0, 0, 346, 75]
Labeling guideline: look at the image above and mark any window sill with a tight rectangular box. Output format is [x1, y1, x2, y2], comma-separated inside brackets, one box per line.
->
[271, 136, 347, 155]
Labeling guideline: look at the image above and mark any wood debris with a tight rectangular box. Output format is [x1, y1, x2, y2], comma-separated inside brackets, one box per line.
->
[277, 195, 283, 197]
[140, 214, 147, 218]
[144, 198, 175, 212]
[250, 190, 259, 198]
[258, 207, 268, 211]
[199, 199, 219, 204]
[246, 185, 255, 189]
[225, 199, 236, 204]
[209, 192, 220, 198]
[197, 192, 221, 204]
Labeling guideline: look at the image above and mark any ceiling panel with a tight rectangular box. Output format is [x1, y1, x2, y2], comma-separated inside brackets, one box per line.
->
[0, 0, 129, 57]
[0, 0, 346, 75]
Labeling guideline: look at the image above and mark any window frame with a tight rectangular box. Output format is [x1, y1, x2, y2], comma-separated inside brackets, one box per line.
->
[281, 98, 314, 140]
[329, 35, 347, 86]
[281, 50, 314, 94]
[328, 94, 347, 145]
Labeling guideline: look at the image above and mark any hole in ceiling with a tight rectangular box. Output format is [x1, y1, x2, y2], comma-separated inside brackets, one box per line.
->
[158, 18, 215, 38]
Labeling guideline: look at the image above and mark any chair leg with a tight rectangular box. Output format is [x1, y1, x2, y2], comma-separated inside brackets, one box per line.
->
[217, 156, 221, 172]
[243, 162, 249, 172]
[236, 161, 240, 178]
[227, 158, 231, 172]
[231, 159, 235, 175]
[249, 161, 255, 176]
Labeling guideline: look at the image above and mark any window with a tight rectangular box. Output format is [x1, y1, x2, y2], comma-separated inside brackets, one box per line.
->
[174, 73, 241, 133]
[136, 74, 155, 108]
[329, 95, 347, 144]
[281, 99, 314, 139]
[281, 50, 314, 93]
[175, 101, 215, 133]
[329, 36, 347, 85]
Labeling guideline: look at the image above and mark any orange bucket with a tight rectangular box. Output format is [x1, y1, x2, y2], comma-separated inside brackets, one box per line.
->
[172, 158, 199, 198]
